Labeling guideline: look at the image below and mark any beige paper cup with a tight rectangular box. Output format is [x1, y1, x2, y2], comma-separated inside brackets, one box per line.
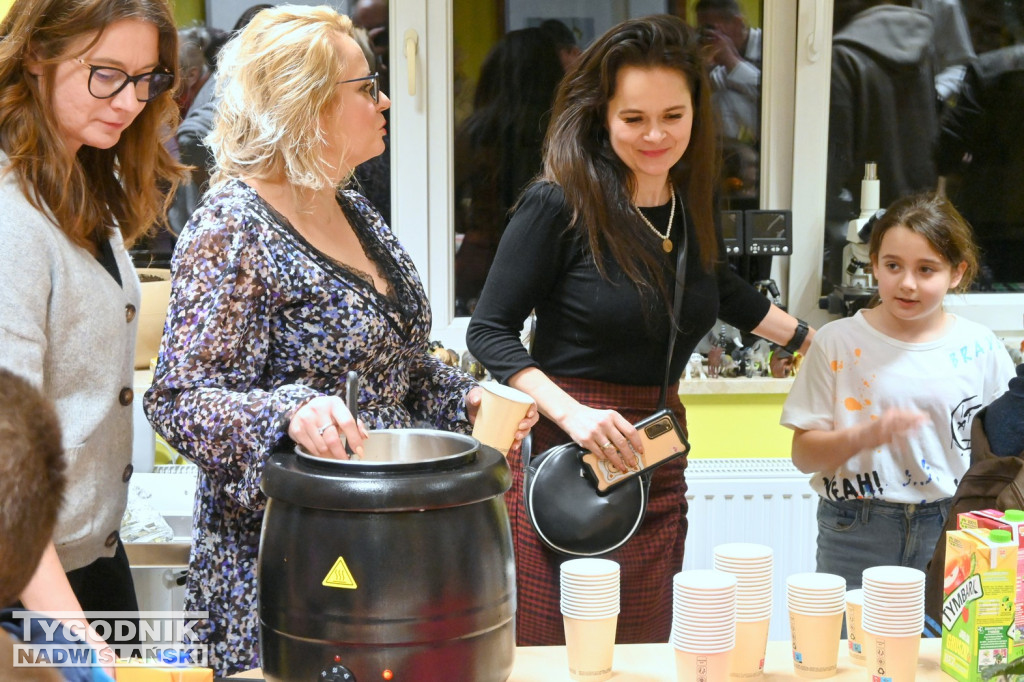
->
[788, 609, 844, 679]
[471, 381, 533, 455]
[864, 631, 921, 682]
[846, 590, 865, 665]
[728, 618, 769, 678]
[676, 648, 733, 682]
[564, 614, 617, 682]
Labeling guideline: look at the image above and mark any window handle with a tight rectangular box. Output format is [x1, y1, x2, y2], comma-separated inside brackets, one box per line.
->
[804, 0, 826, 64]
[404, 28, 418, 96]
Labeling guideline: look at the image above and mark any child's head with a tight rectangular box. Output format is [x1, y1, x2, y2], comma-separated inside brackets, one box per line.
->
[869, 192, 978, 293]
[0, 369, 66, 606]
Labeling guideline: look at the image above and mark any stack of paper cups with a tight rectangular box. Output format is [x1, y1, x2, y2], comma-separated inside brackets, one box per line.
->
[860, 566, 925, 682]
[786, 572, 846, 679]
[845, 589, 865, 665]
[713, 543, 773, 678]
[671, 570, 737, 682]
[560, 558, 620, 682]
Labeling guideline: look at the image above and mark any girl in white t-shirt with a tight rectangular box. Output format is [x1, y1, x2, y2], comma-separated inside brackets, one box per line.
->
[781, 192, 1015, 590]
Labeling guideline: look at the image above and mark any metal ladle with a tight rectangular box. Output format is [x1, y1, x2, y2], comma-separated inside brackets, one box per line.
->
[345, 370, 360, 460]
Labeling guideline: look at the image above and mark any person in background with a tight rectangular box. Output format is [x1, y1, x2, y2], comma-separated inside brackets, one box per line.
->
[936, 33, 1024, 286]
[453, 27, 565, 315]
[351, 0, 391, 225]
[976, 363, 1024, 458]
[144, 6, 536, 675]
[173, 27, 213, 119]
[539, 18, 582, 71]
[0, 369, 111, 682]
[163, 26, 216, 243]
[466, 14, 813, 646]
[0, 0, 183, 666]
[695, 0, 761, 144]
[913, 0, 976, 105]
[782, 192, 1015, 593]
[175, 3, 272, 216]
[824, 0, 939, 291]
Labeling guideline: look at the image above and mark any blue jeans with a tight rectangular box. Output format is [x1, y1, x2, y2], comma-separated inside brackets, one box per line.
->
[816, 496, 950, 588]
[815, 496, 950, 637]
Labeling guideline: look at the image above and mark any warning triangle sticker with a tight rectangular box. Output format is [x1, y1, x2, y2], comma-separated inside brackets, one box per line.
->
[322, 556, 358, 589]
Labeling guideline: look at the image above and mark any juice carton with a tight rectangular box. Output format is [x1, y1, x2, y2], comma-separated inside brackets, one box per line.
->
[958, 508, 1024, 647]
[941, 527, 1019, 682]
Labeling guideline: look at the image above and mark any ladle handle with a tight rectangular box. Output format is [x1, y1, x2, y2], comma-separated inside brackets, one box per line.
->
[345, 371, 359, 457]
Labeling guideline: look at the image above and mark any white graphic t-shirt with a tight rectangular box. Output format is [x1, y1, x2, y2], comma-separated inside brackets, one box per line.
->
[781, 311, 1015, 504]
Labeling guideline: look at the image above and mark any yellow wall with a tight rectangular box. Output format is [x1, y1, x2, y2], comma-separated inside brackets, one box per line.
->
[683, 392, 793, 459]
[172, 0, 206, 27]
[0, 0, 204, 26]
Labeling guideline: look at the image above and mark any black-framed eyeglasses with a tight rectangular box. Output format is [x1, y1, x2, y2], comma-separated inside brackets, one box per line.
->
[337, 72, 380, 104]
[75, 59, 174, 102]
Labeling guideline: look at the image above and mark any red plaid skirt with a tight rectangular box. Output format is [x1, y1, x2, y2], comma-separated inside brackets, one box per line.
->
[507, 375, 688, 645]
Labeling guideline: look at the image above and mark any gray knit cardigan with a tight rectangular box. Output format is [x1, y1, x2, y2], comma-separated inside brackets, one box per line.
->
[0, 156, 140, 571]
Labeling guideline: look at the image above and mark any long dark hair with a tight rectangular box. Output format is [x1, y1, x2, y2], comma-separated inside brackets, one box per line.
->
[542, 14, 720, 307]
[0, 0, 185, 250]
[455, 28, 564, 235]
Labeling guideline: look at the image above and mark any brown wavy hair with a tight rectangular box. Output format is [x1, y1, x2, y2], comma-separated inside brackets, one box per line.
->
[542, 14, 720, 304]
[0, 0, 185, 251]
[0, 368, 65, 605]
[869, 192, 979, 293]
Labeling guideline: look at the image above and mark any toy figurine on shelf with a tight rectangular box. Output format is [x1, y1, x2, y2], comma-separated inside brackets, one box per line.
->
[427, 340, 461, 368]
[684, 352, 707, 381]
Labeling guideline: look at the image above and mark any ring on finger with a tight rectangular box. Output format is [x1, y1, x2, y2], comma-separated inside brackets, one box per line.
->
[317, 422, 336, 436]
[600, 441, 614, 450]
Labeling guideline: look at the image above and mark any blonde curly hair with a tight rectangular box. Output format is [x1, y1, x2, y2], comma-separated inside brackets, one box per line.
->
[208, 5, 355, 191]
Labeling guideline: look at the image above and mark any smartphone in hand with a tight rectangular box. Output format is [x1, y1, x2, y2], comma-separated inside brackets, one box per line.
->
[582, 410, 689, 493]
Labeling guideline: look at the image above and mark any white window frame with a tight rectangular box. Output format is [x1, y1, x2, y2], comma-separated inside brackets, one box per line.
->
[390, 0, 836, 349]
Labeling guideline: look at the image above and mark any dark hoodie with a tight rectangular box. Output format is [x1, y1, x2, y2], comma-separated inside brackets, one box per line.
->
[827, 5, 938, 221]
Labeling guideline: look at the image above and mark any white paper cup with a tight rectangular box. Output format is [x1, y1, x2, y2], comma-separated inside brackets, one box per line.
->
[728, 617, 769, 678]
[846, 589, 865, 665]
[788, 609, 844, 679]
[564, 614, 617, 682]
[471, 381, 534, 455]
[675, 647, 734, 682]
[863, 630, 922, 682]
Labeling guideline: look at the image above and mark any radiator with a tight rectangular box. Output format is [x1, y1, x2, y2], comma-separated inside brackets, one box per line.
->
[683, 458, 819, 642]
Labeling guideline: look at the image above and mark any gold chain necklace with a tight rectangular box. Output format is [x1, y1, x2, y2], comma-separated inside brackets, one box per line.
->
[634, 186, 675, 253]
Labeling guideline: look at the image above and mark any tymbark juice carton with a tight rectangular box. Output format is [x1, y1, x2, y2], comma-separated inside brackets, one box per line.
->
[958, 508, 1024, 648]
[941, 527, 1019, 682]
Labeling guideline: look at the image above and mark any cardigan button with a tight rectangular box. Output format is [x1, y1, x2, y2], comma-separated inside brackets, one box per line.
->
[122, 464, 134, 483]
[119, 387, 134, 406]
[125, 304, 137, 323]
[104, 531, 119, 548]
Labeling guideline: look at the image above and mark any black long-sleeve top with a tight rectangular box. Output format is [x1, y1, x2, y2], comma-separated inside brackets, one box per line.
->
[466, 182, 771, 386]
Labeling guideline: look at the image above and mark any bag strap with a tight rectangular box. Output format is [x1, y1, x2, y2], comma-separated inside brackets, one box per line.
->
[657, 201, 688, 410]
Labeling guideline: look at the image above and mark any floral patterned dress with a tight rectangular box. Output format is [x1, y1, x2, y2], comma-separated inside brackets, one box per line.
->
[144, 179, 476, 677]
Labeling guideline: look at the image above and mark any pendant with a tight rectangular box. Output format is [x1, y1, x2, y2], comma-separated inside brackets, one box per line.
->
[663, 238, 673, 253]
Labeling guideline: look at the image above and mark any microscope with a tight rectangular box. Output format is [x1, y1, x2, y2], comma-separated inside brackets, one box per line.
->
[820, 162, 882, 316]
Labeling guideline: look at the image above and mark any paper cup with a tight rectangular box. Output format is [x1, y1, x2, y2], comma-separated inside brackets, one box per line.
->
[846, 589, 865, 665]
[728, 617, 769, 678]
[471, 381, 533, 455]
[788, 609, 843, 679]
[864, 630, 921, 682]
[676, 648, 733, 682]
[564, 614, 617, 682]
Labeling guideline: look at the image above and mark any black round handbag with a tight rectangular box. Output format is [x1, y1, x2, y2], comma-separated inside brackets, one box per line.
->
[522, 435, 649, 557]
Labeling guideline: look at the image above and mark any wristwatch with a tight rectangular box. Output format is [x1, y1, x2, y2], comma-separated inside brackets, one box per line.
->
[782, 319, 809, 355]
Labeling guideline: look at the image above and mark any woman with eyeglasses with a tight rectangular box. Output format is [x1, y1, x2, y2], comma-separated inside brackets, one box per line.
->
[0, 0, 182, 669]
[143, 6, 536, 676]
